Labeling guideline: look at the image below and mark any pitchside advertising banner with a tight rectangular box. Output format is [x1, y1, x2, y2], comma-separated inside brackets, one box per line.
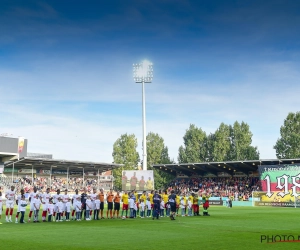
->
[255, 164, 300, 207]
[122, 170, 154, 191]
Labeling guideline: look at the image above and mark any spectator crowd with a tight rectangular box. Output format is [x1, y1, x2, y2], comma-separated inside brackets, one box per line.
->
[1, 175, 261, 200]
[166, 177, 261, 200]
[0, 176, 111, 194]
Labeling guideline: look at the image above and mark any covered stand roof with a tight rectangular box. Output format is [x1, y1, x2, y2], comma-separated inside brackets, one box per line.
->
[153, 159, 300, 176]
[4, 157, 123, 173]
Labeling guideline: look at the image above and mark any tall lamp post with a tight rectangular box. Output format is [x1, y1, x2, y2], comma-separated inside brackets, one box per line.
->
[133, 60, 153, 171]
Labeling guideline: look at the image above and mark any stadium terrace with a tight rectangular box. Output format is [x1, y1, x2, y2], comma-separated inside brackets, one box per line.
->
[152, 159, 300, 177]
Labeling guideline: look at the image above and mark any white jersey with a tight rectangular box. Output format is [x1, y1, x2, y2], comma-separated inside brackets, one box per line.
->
[86, 199, 92, 210]
[90, 193, 97, 210]
[62, 194, 70, 203]
[19, 200, 27, 212]
[160, 201, 165, 209]
[33, 198, 41, 210]
[188, 200, 192, 209]
[57, 201, 64, 213]
[140, 201, 145, 211]
[75, 200, 81, 212]
[53, 194, 62, 204]
[72, 194, 80, 205]
[146, 200, 151, 210]
[29, 192, 38, 204]
[0, 195, 2, 214]
[129, 198, 134, 209]
[42, 193, 51, 204]
[90, 193, 97, 202]
[47, 204, 54, 215]
[17, 194, 23, 212]
[180, 200, 185, 209]
[65, 201, 71, 212]
[95, 199, 100, 210]
[17, 194, 22, 204]
[5, 190, 16, 201]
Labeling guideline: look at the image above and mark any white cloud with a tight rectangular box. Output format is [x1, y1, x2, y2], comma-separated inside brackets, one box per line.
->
[1, 55, 299, 163]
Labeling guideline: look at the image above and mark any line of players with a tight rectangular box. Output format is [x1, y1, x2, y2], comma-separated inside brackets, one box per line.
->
[0, 186, 210, 224]
[1, 186, 124, 223]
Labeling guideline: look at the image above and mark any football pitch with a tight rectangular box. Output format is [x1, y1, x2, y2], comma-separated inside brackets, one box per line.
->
[1, 206, 299, 250]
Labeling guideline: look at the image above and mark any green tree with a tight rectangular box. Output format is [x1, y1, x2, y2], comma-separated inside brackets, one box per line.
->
[146, 132, 173, 189]
[274, 112, 300, 159]
[178, 124, 207, 163]
[212, 123, 231, 162]
[205, 133, 215, 162]
[229, 121, 259, 161]
[147, 132, 165, 168]
[112, 133, 140, 190]
[178, 122, 259, 163]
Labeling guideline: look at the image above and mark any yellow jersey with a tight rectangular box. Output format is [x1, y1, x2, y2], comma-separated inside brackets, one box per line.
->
[122, 194, 129, 205]
[193, 197, 198, 205]
[134, 192, 138, 202]
[176, 196, 180, 205]
[183, 196, 187, 205]
[140, 194, 146, 202]
[163, 194, 169, 204]
[149, 193, 154, 204]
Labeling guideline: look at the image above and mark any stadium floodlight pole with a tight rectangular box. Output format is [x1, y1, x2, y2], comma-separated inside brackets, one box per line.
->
[133, 60, 153, 171]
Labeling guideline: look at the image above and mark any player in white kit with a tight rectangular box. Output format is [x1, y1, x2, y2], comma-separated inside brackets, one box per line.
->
[5, 186, 16, 222]
[65, 198, 71, 221]
[85, 195, 92, 221]
[75, 197, 82, 221]
[15, 189, 25, 223]
[28, 187, 38, 222]
[47, 198, 54, 222]
[62, 189, 70, 220]
[52, 189, 62, 221]
[72, 189, 80, 220]
[41, 188, 51, 222]
[56, 197, 64, 222]
[0, 190, 3, 224]
[90, 189, 97, 220]
[33, 194, 41, 223]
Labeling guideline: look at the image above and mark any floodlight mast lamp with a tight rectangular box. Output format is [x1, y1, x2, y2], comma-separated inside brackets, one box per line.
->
[133, 60, 153, 171]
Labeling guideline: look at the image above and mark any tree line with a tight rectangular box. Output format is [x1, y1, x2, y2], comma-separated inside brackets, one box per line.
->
[112, 111, 300, 190]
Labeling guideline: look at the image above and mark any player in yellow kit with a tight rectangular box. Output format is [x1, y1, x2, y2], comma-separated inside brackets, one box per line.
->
[140, 191, 146, 204]
[162, 191, 169, 216]
[148, 190, 154, 216]
[121, 191, 129, 218]
[176, 195, 180, 215]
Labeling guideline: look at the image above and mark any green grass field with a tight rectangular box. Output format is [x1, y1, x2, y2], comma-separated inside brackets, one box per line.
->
[1, 206, 300, 250]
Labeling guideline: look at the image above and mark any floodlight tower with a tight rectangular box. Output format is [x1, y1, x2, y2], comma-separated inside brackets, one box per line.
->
[133, 60, 153, 171]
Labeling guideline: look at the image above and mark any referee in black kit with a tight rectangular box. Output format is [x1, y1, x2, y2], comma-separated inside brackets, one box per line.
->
[152, 190, 161, 220]
[81, 188, 88, 219]
[168, 190, 177, 220]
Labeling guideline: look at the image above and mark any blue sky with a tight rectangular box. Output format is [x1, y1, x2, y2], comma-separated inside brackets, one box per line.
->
[0, 0, 299, 162]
